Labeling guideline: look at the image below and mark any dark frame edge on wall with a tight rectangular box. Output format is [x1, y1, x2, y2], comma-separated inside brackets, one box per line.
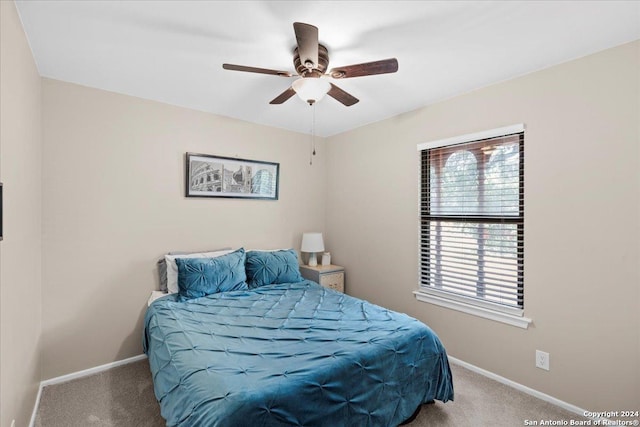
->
[1, 182, 3, 241]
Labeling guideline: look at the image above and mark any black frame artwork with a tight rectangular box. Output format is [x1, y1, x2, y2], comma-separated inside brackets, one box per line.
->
[0, 183, 3, 241]
[185, 153, 279, 200]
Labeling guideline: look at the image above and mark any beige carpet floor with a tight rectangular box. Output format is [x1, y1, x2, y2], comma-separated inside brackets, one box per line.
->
[35, 359, 588, 426]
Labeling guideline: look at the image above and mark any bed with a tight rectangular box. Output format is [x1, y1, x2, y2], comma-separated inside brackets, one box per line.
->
[143, 248, 453, 426]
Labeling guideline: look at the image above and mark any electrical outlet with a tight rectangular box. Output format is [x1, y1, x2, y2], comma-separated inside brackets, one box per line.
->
[536, 350, 550, 371]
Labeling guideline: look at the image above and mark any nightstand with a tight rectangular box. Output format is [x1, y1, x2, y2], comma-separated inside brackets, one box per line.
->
[299, 264, 345, 293]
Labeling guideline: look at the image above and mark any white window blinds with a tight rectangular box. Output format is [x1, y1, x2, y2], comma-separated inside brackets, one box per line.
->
[420, 129, 524, 310]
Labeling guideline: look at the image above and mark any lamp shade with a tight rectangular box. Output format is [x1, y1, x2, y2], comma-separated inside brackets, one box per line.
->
[301, 232, 324, 253]
[292, 78, 331, 104]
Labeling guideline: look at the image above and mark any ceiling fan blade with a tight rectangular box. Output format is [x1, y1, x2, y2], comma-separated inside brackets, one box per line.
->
[269, 87, 297, 104]
[329, 58, 398, 79]
[327, 83, 359, 107]
[293, 22, 319, 69]
[223, 63, 292, 77]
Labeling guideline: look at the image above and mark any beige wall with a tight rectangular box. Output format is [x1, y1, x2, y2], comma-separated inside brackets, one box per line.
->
[41, 79, 326, 379]
[325, 41, 640, 411]
[0, 2, 43, 427]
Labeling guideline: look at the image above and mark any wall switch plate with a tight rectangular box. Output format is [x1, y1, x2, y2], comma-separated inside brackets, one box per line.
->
[536, 350, 550, 371]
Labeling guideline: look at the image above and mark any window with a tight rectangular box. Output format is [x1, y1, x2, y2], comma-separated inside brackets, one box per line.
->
[415, 124, 530, 328]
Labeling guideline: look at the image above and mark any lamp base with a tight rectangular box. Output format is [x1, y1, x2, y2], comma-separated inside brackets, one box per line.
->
[307, 252, 318, 267]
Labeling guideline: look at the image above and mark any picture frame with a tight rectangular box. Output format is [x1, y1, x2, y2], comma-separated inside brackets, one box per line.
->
[185, 153, 279, 200]
[0, 183, 3, 241]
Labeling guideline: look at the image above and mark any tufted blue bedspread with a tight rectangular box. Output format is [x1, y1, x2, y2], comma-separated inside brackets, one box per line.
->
[143, 281, 453, 427]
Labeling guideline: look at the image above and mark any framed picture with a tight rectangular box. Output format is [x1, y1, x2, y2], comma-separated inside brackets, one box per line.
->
[0, 183, 3, 241]
[185, 153, 279, 200]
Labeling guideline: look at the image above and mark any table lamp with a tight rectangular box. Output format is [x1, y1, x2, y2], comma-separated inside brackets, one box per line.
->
[301, 232, 324, 267]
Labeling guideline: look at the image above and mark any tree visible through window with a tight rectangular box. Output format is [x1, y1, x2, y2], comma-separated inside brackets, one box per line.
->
[421, 132, 524, 310]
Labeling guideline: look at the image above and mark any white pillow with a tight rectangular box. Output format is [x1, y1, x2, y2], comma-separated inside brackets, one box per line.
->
[246, 248, 292, 252]
[165, 249, 234, 294]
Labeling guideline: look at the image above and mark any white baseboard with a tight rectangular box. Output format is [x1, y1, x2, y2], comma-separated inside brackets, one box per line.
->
[29, 354, 147, 427]
[39, 354, 148, 387]
[448, 356, 587, 417]
[28, 384, 43, 427]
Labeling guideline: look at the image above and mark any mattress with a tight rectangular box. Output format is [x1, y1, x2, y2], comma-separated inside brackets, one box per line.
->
[143, 281, 453, 426]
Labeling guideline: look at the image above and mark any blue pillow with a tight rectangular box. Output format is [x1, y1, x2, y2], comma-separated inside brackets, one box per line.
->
[176, 248, 248, 301]
[245, 249, 303, 288]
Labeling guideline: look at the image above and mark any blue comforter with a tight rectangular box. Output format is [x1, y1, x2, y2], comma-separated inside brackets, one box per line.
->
[143, 281, 453, 426]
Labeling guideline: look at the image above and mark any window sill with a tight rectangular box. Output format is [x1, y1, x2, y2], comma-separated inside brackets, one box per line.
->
[413, 290, 532, 329]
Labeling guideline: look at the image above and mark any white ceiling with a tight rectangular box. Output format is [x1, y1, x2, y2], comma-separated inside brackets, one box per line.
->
[15, 1, 640, 137]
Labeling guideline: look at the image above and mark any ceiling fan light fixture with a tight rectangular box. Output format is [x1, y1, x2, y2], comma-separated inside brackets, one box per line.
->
[292, 78, 331, 105]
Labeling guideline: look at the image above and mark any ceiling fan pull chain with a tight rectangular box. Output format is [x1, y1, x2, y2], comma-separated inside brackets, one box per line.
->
[312, 104, 317, 157]
[309, 103, 314, 165]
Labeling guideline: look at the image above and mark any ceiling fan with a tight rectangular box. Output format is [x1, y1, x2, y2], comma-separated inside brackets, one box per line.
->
[222, 22, 398, 107]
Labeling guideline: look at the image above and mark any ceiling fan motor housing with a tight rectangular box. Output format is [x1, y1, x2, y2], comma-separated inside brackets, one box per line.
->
[294, 44, 329, 77]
